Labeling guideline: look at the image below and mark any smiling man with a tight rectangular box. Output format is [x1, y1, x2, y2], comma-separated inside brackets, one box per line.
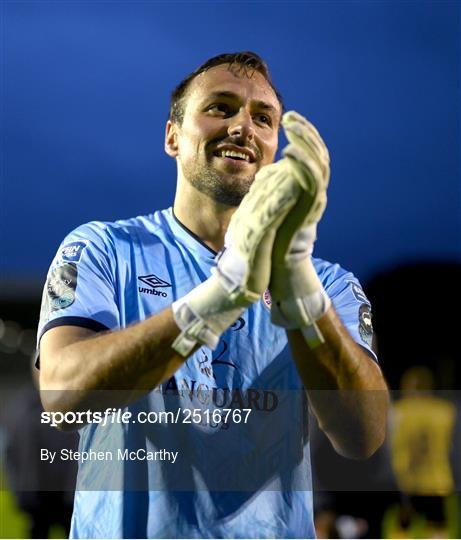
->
[168, 62, 280, 209]
[38, 52, 389, 539]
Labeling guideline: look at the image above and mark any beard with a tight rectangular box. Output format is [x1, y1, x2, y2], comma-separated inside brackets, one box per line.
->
[181, 157, 255, 207]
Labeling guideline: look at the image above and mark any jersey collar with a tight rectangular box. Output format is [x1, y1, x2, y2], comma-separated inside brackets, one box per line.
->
[167, 208, 218, 261]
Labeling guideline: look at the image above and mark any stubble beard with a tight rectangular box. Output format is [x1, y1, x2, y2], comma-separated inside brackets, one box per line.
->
[182, 158, 255, 207]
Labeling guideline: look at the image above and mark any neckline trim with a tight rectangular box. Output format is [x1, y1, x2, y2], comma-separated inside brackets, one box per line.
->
[172, 210, 218, 256]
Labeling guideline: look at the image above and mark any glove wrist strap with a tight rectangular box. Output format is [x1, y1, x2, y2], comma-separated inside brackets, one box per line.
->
[271, 257, 331, 329]
[172, 275, 245, 357]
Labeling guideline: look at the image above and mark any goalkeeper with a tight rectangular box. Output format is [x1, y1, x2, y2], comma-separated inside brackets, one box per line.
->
[37, 51, 389, 539]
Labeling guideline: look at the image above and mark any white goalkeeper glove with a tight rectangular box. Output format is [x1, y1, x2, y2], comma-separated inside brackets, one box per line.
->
[172, 158, 303, 357]
[269, 111, 331, 347]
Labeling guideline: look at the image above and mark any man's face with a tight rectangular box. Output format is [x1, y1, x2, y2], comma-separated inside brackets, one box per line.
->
[167, 64, 281, 206]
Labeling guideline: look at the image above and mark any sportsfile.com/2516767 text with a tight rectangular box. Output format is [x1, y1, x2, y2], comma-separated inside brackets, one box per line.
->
[41, 407, 253, 427]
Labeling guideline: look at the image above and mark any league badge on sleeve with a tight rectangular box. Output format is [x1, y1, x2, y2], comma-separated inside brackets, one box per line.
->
[59, 241, 87, 263]
[47, 263, 78, 311]
[348, 281, 370, 305]
[358, 304, 373, 347]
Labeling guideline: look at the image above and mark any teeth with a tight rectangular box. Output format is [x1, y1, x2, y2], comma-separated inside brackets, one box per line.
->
[220, 150, 250, 162]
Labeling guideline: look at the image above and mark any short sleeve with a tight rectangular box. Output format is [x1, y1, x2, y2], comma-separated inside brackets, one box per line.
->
[316, 260, 377, 362]
[37, 222, 120, 344]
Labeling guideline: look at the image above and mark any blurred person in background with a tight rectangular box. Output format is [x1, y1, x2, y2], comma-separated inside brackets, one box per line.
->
[385, 365, 457, 538]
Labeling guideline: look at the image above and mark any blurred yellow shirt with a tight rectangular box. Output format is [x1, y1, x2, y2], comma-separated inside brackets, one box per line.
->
[390, 395, 456, 496]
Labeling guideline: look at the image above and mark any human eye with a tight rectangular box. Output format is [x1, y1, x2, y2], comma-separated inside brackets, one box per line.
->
[255, 113, 272, 126]
[207, 103, 231, 116]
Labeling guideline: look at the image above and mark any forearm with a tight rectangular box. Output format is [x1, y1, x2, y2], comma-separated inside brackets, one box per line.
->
[40, 307, 185, 413]
[288, 306, 389, 459]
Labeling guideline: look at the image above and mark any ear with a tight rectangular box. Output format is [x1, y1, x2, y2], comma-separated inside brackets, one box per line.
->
[165, 120, 179, 158]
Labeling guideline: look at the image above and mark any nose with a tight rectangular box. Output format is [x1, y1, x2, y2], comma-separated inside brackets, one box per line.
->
[227, 109, 255, 141]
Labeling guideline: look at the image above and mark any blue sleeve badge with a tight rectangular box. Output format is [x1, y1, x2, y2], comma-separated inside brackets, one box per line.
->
[59, 241, 87, 263]
[347, 281, 370, 305]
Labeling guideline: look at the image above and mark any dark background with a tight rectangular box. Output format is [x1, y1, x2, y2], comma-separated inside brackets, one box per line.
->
[1, 0, 459, 294]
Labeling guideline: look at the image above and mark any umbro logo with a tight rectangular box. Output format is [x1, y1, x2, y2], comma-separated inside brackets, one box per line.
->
[138, 273, 171, 298]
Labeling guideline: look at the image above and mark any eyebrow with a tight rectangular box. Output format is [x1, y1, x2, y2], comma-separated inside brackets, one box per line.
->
[203, 91, 279, 115]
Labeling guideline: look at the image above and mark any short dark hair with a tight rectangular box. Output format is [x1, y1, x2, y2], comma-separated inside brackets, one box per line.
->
[169, 51, 284, 125]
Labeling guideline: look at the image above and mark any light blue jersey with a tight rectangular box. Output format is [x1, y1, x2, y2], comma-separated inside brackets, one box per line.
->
[38, 207, 376, 539]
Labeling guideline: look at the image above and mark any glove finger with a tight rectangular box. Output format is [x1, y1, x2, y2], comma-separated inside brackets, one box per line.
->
[246, 216, 283, 294]
[282, 110, 312, 129]
[282, 111, 330, 165]
[236, 161, 286, 217]
[228, 162, 280, 239]
[283, 126, 327, 169]
[284, 124, 330, 172]
[271, 192, 317, 266]
[230, 160, 301, 255]
[283, 142, 329, 187]
[284, 147, 329, 194]
[283, 129, 329, 185]
[282, 110, 324, 144]
[285, 156, 328, 223]
[307, 190, 328, 225]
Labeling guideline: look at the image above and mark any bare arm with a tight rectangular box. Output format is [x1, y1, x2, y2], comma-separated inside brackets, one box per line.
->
[288, 306, 389, 460]
[39, 307, 187, 415]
